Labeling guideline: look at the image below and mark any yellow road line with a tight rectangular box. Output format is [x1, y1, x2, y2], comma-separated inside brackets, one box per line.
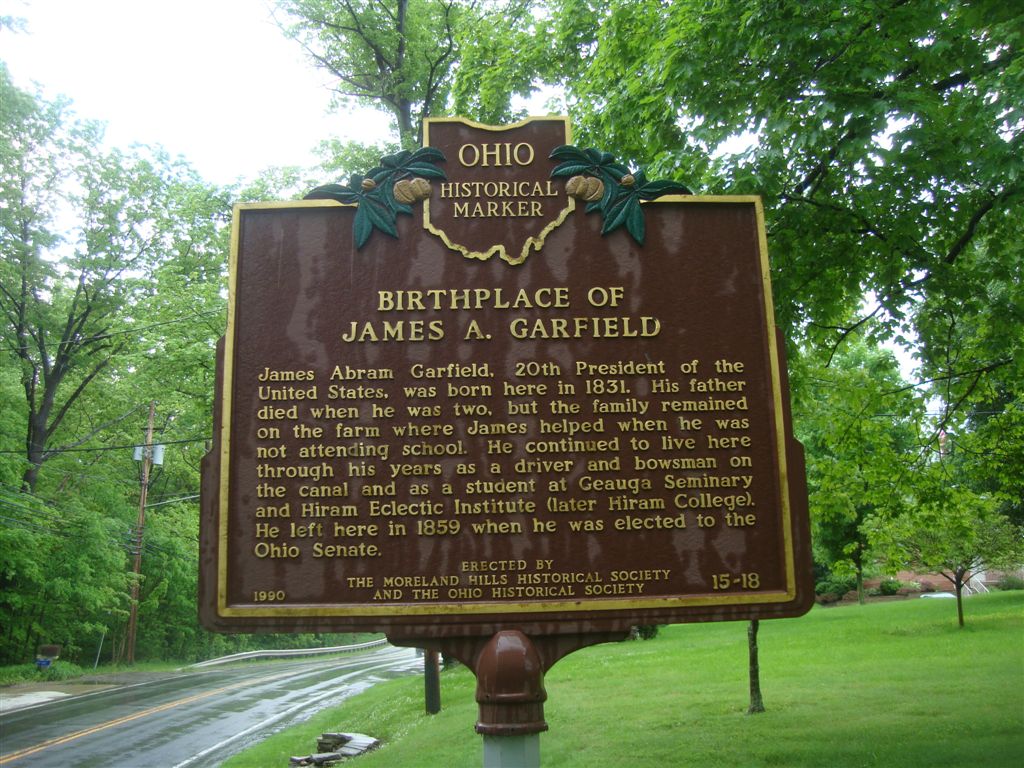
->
[0, 668, 299, 765]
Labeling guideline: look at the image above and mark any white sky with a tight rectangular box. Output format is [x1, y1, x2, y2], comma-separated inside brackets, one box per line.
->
[1, 0, 392, 185]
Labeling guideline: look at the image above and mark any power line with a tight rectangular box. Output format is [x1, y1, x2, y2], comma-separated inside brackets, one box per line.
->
[0, 503, 196, 557]
[0, 498, 66, 524]
[146, 494, 200, 508]
[0, 514, 189, 559]
[0, 514, 68, 537]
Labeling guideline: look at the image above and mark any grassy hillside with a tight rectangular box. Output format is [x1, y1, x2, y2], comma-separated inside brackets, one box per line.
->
[224, 592, 1024, 767]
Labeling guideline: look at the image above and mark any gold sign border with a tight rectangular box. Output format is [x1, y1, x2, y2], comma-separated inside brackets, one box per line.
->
[217, 196, 797, 618]
[421, 116, 576, 266]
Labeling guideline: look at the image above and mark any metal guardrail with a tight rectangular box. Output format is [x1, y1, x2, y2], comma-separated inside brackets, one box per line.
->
[189, 638, 388, 668]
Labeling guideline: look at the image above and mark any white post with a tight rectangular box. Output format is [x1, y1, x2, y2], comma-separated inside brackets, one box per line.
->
[483, 733, 540, 768]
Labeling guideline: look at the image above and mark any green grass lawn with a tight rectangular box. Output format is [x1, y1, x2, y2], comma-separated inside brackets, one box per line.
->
[224, 592, 1024, 767]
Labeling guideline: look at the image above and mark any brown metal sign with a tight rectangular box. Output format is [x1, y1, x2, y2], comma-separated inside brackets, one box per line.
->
[200, 117, 812, 635]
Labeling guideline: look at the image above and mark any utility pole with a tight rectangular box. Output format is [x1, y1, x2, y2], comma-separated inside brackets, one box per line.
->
[125, 402, 156, 665]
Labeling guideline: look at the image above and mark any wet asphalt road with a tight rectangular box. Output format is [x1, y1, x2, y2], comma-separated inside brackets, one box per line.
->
[0, 645, 421, 767]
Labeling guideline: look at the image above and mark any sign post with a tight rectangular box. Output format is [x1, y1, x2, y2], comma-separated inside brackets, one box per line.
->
[200, 116, 813, 764]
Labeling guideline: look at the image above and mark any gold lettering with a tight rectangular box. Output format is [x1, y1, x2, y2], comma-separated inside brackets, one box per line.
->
[457, 143, 535, 168]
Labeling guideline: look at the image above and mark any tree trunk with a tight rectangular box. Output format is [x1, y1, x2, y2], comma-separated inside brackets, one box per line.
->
[113, 629, 126, 665]
[396, 99, 417, 148]
[21, 462, 40, 493]
[22, 415, 48, 492]
[747, 620, 765, 714]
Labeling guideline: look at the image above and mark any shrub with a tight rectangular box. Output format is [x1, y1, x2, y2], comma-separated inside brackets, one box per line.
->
[0, 661, 85, 686]
[996, 574, 1024, 591]
[632, 625, 661, 640]
[878, 578, 902, 596]
[0, 664, 36, 686]
[40, 661, 85, 681]
[815, 577, 856, 596]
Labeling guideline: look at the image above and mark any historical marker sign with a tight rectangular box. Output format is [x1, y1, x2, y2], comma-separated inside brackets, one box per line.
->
[200, 117, 812, 636]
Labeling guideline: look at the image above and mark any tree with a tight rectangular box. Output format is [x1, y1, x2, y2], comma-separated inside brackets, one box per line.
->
[911, 234, 1024, 516]
[0, 482, 131, 664]
[274, 0, 470, 147]
[450, 0, 553, 124]
[881, 461, 1023, 627]
[795, 337, 923, 601]
[0, 62, 239, 663]
[0, 65, 229, 493]
[315, 138, 401, 179]
[961, 397, 1024, 526]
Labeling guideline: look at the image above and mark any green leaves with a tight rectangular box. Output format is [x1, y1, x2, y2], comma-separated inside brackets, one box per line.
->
[793, 337, 925, 591]
[305, 147, 446, 249]
[550, 145, 691, 244]
[277, 0, 464, 146]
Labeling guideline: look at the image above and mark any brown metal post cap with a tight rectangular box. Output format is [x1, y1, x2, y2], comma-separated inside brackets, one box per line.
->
[474, 630, 548, 736]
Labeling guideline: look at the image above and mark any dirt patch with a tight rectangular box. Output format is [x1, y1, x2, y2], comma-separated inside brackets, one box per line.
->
[0, 670, 189, 713]
[1, 680, 116, 698]
[2, 670, 185, 697]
